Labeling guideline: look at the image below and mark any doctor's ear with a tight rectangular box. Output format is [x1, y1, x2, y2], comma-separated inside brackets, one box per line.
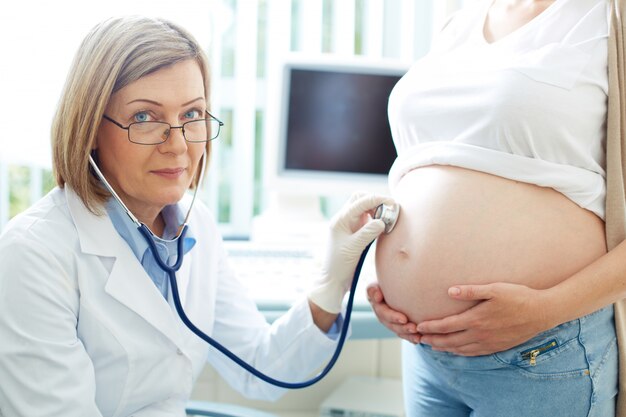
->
[93, 120, 107, 150]
[91, 133, 100, 151]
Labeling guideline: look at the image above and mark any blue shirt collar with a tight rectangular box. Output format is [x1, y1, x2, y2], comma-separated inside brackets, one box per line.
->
[105, 198, 196, 263]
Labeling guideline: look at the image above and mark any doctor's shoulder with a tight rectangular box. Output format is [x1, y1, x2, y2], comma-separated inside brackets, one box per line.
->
[0, 187, 81, 274]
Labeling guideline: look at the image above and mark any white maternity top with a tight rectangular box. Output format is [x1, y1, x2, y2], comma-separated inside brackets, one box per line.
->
[388, 0, 609, 219]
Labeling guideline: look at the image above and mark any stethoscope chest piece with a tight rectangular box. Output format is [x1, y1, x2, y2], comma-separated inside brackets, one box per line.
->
[374, 203, 400, 234]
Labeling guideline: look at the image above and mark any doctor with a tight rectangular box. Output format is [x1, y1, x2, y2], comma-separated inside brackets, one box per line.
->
[0, 16, 391, 417]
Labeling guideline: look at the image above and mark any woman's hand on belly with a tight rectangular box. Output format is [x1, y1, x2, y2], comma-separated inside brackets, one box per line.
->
[366, 283, 421, 344]
[417, 282, 554, 356]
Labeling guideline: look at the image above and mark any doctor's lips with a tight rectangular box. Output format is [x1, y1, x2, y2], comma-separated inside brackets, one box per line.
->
[151, 167, 186, 179]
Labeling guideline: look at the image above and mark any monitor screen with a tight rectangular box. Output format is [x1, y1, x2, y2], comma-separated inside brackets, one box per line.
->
[275, 58, 407, 196]
[284, 68, 400, 174]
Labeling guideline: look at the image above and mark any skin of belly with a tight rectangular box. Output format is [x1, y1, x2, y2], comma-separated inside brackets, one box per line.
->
[374, 165, 607, 324]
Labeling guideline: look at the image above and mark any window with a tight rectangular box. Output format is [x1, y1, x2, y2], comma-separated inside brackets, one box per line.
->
[0, 0, 467, 233]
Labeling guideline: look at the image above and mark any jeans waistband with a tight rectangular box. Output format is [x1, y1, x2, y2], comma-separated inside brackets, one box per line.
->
[419, 305, 615, 370]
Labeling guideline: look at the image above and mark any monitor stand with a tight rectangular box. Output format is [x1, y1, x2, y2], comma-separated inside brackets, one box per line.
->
[251, 192, 329, 245]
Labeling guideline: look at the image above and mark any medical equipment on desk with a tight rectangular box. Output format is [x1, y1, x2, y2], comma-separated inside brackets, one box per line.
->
[225, 244, 318, 305]
[89, 153, 399, 389]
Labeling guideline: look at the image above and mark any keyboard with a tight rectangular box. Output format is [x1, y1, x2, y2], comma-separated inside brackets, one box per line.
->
[224, 240, 377, 308]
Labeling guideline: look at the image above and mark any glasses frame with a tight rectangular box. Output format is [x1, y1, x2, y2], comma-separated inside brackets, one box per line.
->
[102, 110, 224, 145]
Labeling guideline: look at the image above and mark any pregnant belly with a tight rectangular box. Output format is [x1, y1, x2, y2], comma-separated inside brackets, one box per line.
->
[374, 165, 607, 323]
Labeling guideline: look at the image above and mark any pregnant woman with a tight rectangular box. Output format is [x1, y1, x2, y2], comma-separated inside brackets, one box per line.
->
[370, 0, 624, 415]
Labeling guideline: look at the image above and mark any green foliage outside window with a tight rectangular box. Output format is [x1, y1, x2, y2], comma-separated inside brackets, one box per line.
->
[8, 166, 55, 219]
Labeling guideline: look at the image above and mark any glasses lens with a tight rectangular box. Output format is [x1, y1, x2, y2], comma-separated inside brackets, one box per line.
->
[184, 119, 222, 142]
[129, 122, 169, 144]
[208, 119, 222, 140]
[183, 119, 209, 143]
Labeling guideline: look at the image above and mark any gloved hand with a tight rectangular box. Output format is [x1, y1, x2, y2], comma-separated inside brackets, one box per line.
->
[308, 193, 396, 314]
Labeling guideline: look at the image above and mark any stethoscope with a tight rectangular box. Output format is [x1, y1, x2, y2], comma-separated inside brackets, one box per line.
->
[89, 152, 399, 389]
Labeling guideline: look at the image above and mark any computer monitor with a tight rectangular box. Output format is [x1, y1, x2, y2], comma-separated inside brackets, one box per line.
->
[255, 56, 408, 242]
[273, 56, 407, 196]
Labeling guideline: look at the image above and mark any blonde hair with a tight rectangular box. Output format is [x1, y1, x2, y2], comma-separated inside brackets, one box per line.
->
[51, 16, 212, 214]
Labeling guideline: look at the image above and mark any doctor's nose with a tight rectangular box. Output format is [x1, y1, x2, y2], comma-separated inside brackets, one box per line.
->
[158, 126, 188, 154]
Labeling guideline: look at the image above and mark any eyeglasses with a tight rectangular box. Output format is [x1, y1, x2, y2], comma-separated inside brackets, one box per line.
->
[102, 111, 224, 145]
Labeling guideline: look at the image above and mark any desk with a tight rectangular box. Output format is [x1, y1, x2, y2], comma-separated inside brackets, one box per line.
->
[224, 240, 395, 340]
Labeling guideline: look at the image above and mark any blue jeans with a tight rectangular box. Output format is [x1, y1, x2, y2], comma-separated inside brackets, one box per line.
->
[402, 306, 618, 417]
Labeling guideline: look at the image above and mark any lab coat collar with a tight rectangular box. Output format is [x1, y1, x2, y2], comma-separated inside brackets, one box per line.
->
[65, 186, 191, 348]
[65, 186, 117, 257]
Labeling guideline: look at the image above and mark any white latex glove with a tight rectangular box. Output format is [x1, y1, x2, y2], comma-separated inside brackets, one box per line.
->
[308, 193, 395, 314]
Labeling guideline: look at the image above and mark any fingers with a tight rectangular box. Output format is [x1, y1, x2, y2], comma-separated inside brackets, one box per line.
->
[392, 326, 422, 344]
[345, 193, 395, 218]
[377, 314, 421, 343]
[347, 191, 367, 203]
[367, 285, 420, 343]
[371, 299, 409, 325]
[407, 286, 495, 335]
[413, 285, 493, 334]
[417, 313, 468, 334]
[352, 219, 385, 246]
[420, 330, 471, 350]
[448, 284, 494, 301]
[366, 285, 397, 316]
[422, 331, 496, 356]
[331, 193, 395, 232]
[366, 284, 384, 303]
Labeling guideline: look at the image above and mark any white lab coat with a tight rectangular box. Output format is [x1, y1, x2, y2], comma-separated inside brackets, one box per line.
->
[0, 187, 338, 417]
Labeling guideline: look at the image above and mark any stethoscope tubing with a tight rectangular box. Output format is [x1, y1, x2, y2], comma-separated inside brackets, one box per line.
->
[139, 223, 372, 389]
[91, 149, 368, 389]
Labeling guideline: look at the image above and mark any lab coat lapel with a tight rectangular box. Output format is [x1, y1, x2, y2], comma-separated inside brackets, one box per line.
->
[106, 248, 184, 347]
[65, 187, 184, 348]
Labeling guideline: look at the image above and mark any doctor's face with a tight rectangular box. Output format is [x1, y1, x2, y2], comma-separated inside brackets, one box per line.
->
[96, 59, 207, 220]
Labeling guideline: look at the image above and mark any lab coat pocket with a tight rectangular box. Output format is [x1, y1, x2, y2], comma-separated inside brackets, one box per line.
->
[511, 43, 592, 90]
